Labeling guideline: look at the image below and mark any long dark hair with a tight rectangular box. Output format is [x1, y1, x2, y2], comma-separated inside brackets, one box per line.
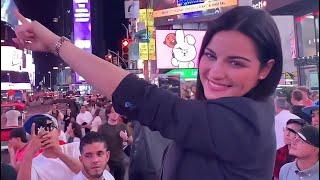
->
[71, 121, 83, 139]
[196, 6, 283, 101]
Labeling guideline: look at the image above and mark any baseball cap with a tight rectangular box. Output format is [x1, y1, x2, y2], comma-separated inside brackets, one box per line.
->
[302, 100, 319, 115]
[286, 118, 307, 127]
[23, 114, 58, 135]
[296, 125, 319, 148]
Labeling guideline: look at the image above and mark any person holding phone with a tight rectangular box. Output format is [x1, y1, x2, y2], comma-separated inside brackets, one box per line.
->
[14, 6, 282, 179]
[18, 114, 82, 180]
[76, 105, 93, 135]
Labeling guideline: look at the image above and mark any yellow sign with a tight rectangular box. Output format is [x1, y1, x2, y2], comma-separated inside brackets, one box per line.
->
[148, 38, 156, 60]
[139, 39, 156, 61]
[139, 9, 154, 27]
[139, 43, 149, 60]
[153, 0, 237, 18]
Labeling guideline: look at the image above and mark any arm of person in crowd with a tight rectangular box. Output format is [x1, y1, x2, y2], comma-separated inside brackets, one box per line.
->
[17, 124, 44, 180]
[14, 11, 129, 100]
[8, 143, 17, 170]
[58, 111, 64, 121]
[55, 150, 82, 173]
[41, 130, 82, 173]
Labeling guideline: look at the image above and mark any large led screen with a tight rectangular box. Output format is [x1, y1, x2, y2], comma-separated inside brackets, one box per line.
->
[153, 0, 237, 26]
[156, 30, 205, 69]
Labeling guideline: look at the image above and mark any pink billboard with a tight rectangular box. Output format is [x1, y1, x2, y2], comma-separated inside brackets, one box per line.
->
[156, 30, 206, 69]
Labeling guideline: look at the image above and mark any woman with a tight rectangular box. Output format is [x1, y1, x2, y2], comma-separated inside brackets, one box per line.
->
[14, 6, 282, 179]
[63, 108, 74, 132]
[66, 121, 83, 143]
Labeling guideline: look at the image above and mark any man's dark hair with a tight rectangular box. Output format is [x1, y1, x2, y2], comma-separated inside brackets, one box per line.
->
[79, 132, 107, 154]
[287, 118, 307, 127]
[292, 90, 304, 101]
[196, 6, 282, 100]
[9, 127, 27, 143]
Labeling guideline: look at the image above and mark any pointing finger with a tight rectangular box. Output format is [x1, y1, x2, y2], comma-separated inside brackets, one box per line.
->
[14, 9, 29, 24]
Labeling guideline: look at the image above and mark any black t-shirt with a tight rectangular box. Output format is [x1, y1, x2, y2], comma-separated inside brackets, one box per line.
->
[98, 123, 128, 162]
[112, 74, 276, 180]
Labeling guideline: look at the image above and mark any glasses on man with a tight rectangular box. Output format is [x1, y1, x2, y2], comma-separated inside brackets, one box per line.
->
[283, 127, 297, 137]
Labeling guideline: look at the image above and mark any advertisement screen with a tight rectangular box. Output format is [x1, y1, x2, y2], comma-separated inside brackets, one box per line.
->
[73, 0, 92, 82]
[1, 46, 23, 71]
[156, 30, 206, 69]
[153, 0, 237, 26]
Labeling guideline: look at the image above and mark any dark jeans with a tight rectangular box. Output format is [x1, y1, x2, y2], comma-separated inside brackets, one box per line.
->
[108, 160, 125, 180]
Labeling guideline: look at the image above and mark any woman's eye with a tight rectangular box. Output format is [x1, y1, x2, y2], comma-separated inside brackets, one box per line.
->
[204, 52, 216, 59]
[229, 60, 245, 67]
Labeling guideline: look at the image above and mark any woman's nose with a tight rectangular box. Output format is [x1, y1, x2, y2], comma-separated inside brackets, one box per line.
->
[208, 59, 226, 80]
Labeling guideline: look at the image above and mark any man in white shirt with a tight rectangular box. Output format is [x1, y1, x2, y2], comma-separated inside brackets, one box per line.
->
[5, 108, 21, 127]
[274, 97, 300, 149]
[18, 114, 82, 180]
[77, 105, 93, 134]
[73, 132, 114, 180]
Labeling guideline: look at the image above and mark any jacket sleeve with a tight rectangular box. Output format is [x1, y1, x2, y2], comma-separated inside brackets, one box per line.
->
[112, 74, 274, 162]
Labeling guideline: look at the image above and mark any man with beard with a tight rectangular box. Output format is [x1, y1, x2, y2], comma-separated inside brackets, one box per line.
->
[73, 132, 114, 180]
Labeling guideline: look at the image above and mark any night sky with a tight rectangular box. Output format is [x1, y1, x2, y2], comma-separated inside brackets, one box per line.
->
[13, 0, 127, 86]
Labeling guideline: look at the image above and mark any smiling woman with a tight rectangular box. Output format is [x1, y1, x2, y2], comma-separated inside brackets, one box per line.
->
[14, 6, 282, 180]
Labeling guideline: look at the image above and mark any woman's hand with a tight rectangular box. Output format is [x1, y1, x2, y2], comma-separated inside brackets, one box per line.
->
[13, 10, 60, 53]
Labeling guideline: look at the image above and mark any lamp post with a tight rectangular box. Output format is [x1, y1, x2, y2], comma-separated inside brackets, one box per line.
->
[121, 23, 129, 39]
[48, 71, 52, 90]
[107, 49, 128, 68]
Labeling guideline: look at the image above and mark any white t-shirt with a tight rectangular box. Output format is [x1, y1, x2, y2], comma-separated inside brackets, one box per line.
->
[76, 111, 93, 125]
[274, 110, 300, 149]
[91, 116, 102, 132]
[72, 170, 115, 180]
[59, 130, 67, 143]
[31, 142, 81, 180]
[5, 110, 21, 127]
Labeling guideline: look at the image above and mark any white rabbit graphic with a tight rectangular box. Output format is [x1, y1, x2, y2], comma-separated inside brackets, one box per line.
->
[171, 30, 197, 68]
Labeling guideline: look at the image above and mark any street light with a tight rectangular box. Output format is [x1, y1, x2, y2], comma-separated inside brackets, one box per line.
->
[48, 71, 52, 90]
[121, 23, 129, 39]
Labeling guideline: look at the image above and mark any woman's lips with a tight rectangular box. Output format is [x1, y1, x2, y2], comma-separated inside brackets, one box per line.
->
[207, 80, 231, 91]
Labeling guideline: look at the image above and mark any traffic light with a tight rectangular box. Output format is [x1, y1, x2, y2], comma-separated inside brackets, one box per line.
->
[121, 38, 130, 69]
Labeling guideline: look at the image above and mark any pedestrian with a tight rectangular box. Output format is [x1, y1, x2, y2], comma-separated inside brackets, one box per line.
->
[98, 108, 132, 180]
[73, 132, 115, 180]
[274, 97, 299, 149]
[273, 118, 306, 180]
[14, 6, 283, 179]
[18, 114, 82, 180]
[279, 125, 319, 180]
[63, 108, 75, 132]
[66, 121, 83, 143]
[302, 100, 319, 128]
[76, 105, 93, 135]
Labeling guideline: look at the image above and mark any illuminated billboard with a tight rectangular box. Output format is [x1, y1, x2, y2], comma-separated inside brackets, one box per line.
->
[156, 30, 205, 69]
[73, 0, 92, 82]
[153, 0, 238, 26]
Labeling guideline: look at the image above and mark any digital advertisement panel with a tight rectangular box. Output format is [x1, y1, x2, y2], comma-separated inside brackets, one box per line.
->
[73, 0, 92, 82]
[156, 30, 206, 69]
[153, 0, 238, 26]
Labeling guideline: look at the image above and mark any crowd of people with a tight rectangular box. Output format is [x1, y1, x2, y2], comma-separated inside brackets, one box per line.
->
[1, 6, 319, 180]
[273, 86, 319, 180]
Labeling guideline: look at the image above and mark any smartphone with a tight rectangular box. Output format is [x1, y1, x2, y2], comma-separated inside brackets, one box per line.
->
[34, 117, 56, 135]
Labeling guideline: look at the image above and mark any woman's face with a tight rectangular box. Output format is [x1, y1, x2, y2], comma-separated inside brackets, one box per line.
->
[66, 108, 71, 114]
[199, 30, 273, 100]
